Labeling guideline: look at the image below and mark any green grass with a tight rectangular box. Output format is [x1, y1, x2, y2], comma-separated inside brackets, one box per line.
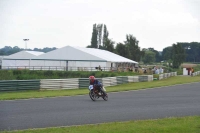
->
[1, 75, 199, 100]
[1, 116, 200, 133]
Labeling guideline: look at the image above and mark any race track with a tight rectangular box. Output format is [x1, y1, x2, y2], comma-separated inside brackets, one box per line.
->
[1, 82, 200, 131]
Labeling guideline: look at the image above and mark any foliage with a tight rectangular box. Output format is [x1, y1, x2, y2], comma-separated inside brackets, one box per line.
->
[193, 64, 200, 72]
[102, 38, 115, 52]
[90, 24, 98, 48]
[103, 24, 109, 47]
[88, 24, 145, 62]
[142, 51, 156, 64]
[124, 34, 143, 62]
[115, 43, 130, 58]
[96, 24, 103, 47]
[162, 46, 172, 61]
[172, 43, 186, 68]
[178, 42, 200, 62]
[145, 48, 162, 62]
[0, 46, 57, 56]
[153, 74, 159, 79]
[0, 70, 14, 80]
[0, 70, 141, 80]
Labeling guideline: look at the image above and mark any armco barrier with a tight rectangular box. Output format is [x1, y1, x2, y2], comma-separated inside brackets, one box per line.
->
[40, 78, 79, 89]
[191, 71, 200, 76]
[0, 80, 40, 91]
[1, 74, 177, 91]
[159, 72, 177, 80]
[39, 75, 153, 90]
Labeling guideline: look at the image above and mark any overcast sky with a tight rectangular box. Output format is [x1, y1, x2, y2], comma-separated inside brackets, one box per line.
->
[0, 0, 200, 51]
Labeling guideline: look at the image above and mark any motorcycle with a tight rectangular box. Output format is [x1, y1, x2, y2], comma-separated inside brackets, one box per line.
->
[88, 85, 108, 101]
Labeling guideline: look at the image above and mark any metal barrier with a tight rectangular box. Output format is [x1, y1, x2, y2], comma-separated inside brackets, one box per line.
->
[191, 71, 200, 76]
[159, 72, 177, 80]
[2, 66, 114, 71]
[40, 78, 79, 90]
[0, 80, 40, 91]
[0, 73, 178, 91]
[40, 76, 153, 90]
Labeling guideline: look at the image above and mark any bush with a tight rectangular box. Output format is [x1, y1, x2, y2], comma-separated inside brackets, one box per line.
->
[0, 70, 148, 80]
[153, 74, 159, 80]
[0, 70, 14, 80]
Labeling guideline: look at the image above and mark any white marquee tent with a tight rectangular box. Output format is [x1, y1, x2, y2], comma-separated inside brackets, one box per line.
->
[2, 51, 44, 69]
[1, 46, 138, 71]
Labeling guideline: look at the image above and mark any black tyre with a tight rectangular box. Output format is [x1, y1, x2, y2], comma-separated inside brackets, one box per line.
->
[102, 90, 108, 101]
[89, 90, 96, 101]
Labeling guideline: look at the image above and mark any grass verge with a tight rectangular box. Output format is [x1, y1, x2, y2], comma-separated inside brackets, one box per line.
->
[0, 75, 199, 100]
[1, 116, 200, 133]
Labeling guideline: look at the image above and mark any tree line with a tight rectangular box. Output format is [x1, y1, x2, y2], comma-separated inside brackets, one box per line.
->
[87, 23, 199, 68]
[0, 46, 57, 56]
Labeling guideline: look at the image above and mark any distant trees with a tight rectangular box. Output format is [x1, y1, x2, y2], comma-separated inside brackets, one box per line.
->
[161, 42, 200, 68]
[162, 46, 172, 61]
[33, 47, 57, 53]
[142, 51, 156, 64]
[0, 46, 57, 55]
[177, 42, 200, 62]
[146, 48, 161, 62]
[0, 46, 22, 55]
[162, 43, 185, 68]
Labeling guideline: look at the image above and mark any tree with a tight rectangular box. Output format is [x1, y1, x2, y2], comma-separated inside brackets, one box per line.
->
[96, 24, 103, 48]
[115, 43, 130, 58]
[91, 24, 98, 48]
[103, 38, 115, 52]
[124, 34, 143, 62]
[172, 43, 186, 68]
[103, 24, 109, 48]
[147, 47, 161, 62]
[162, 46, 173, 61]
[143, 51, 156, 64]
[177, 42, 200, 62]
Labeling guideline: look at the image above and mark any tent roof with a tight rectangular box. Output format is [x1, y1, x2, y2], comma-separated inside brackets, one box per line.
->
[34, 46, 138, 63]
[34, 46, 106, 61]
[75, 47, 138, 63]
[4, 51, 44, 59]
[0, 56, 7, 59]
[181, 64, 197, 68]
[26, 51, 44, 56]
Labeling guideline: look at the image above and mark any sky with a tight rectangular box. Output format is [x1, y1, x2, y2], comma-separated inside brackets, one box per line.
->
[0, 0, 200, 51]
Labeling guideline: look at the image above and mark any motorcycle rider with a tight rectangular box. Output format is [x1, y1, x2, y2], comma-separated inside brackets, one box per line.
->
[89, 76, 105, 95]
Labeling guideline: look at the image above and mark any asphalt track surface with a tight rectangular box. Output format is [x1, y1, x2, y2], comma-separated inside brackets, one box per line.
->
[1, 82, 200, 131]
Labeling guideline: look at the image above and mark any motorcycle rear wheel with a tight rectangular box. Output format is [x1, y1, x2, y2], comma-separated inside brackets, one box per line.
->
[102, 91, 108, 101]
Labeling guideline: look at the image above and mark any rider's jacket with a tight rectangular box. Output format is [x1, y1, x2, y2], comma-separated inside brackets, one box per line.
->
[90, 79, 102, 87]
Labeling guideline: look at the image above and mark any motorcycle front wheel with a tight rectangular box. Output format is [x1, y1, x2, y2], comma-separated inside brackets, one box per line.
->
[89, 90, 97, 101]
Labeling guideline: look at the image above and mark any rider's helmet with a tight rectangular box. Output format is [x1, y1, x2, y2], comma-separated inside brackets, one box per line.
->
[89, 76, 95, 82]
